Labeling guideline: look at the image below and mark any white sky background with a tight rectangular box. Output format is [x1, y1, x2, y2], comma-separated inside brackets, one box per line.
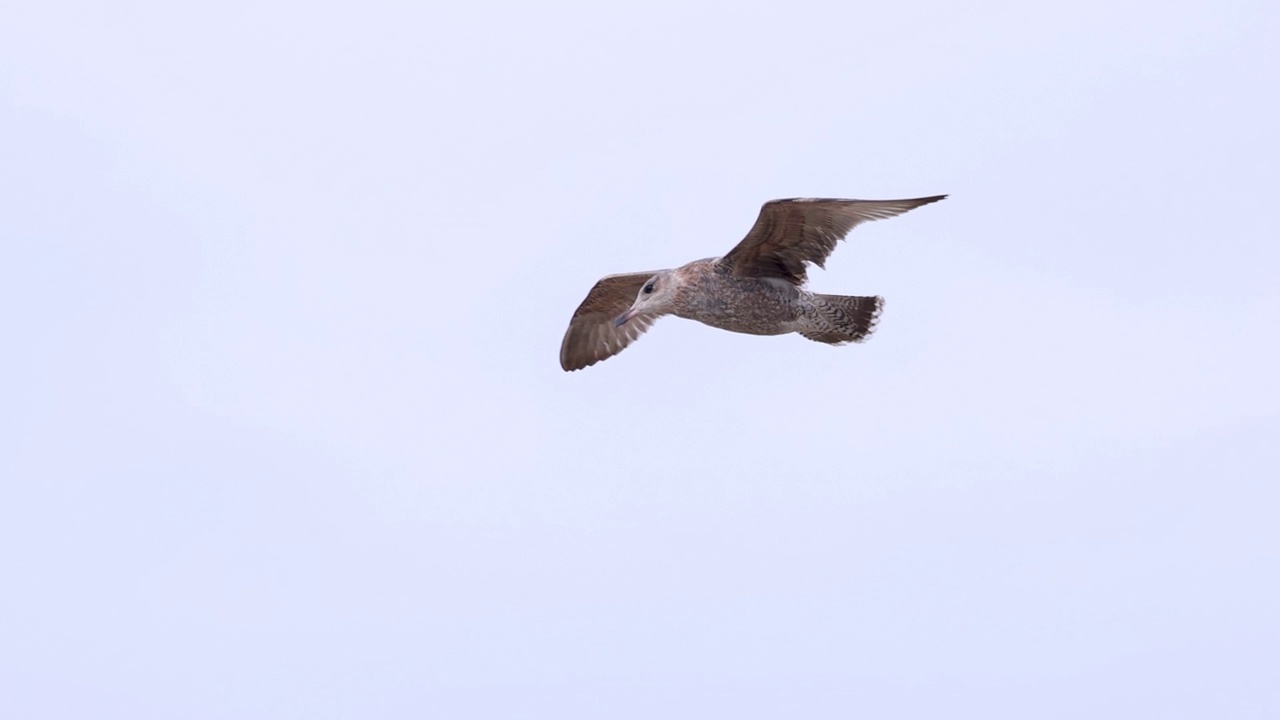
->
[2, 0, 1278, 717]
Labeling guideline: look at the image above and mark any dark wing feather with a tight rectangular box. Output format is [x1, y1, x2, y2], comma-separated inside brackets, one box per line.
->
[559, 271, 664, 371]
[717, 195, 946, 284]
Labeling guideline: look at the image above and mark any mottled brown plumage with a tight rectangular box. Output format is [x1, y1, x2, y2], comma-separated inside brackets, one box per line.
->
[557, 271, 663, 371]
[560, 195, 946, 371]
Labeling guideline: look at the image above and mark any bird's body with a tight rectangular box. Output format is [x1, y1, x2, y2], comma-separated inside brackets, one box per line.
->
[661, 259, 803, 336]
[560, 195, 946, 371]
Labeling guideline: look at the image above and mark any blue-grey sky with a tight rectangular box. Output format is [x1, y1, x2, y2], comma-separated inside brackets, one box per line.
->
[3, 1, 1278, 718]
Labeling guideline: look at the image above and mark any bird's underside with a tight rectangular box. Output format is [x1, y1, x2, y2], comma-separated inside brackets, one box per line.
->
[560, 194, 945, 371]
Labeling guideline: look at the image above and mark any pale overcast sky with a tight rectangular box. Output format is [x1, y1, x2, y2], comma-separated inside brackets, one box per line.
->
[2, 1, 1278, 718]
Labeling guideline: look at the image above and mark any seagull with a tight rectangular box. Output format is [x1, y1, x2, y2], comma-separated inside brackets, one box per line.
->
[559, 195, 946, 371]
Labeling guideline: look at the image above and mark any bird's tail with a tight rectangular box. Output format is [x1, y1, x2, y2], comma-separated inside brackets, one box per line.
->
[800, 294, 884, 345]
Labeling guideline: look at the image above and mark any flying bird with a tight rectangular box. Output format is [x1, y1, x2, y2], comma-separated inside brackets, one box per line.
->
[559, 194, 946, 371]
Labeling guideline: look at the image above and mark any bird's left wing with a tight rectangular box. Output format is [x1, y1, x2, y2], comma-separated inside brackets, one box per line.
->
[560, 271, 665, 371]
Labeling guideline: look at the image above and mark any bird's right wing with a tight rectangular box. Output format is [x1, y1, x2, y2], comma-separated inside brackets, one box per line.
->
[560, 271, 665, 371]
[717, 196, 947, 285]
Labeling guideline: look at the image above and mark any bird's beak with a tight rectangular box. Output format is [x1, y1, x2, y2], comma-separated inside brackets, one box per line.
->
[615, 307, 640, 327]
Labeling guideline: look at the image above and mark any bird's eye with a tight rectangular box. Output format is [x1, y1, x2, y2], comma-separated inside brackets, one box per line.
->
[643, 283, 655, 294]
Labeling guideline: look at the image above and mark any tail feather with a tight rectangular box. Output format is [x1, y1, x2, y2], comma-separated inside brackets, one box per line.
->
[800, 294, 883, 345]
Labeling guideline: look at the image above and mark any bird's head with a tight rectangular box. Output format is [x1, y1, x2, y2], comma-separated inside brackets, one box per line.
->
[615, 270, 679, 327]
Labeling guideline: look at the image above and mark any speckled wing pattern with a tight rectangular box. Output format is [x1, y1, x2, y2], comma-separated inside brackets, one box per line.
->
[560, 271, 664, 371]
[718, 196, 947, 285]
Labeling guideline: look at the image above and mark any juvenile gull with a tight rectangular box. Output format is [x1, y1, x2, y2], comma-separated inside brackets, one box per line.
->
[560, 195, 946, 371]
